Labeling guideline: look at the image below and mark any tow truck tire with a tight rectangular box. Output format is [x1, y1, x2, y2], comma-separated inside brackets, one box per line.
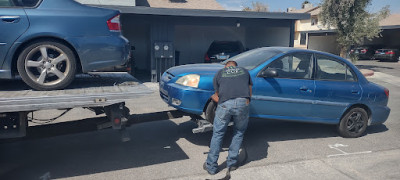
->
[205, 101, 217, 124]
[17, 40, 77, 91]
[337, 107, 368, 138]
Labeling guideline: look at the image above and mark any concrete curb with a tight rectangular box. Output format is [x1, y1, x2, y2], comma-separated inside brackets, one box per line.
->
[359, 69, 374, 77]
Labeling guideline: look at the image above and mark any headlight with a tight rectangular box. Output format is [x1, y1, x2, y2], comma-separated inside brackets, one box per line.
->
[175, 74, 200, 88]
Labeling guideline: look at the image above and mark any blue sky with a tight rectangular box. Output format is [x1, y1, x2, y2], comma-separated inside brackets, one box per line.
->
[216, 0, 400, 14]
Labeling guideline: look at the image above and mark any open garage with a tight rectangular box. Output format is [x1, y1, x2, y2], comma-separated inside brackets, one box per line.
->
[107, 6, 308, 81]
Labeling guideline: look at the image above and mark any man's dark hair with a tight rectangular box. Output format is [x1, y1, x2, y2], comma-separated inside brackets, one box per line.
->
[225, 60, 238, 66]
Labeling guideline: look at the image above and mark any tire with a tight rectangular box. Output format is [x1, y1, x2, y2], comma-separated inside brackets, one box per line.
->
[205, 100, 217, 124]
[17, 40, 77, 90]
[337, 107, 368, 138]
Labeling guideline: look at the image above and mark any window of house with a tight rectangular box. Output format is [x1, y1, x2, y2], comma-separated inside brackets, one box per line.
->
[267, 53, 313, 79]
[311, 16, 318, 26]
[316, 54, 356, 81]
[300, 32, 307, 45]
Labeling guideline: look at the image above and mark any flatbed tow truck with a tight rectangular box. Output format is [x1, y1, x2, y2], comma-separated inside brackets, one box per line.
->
[0, 72, 153, 140]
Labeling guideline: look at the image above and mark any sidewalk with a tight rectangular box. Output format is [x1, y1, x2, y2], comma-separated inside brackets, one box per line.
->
[171, 149, 400, 180]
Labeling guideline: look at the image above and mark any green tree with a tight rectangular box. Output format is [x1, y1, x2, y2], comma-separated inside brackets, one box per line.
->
[319, 0, 389, 60]
[242, 1, 269, 12]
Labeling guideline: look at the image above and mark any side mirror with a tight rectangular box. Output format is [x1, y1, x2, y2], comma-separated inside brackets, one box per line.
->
[259, 68, 278, 78]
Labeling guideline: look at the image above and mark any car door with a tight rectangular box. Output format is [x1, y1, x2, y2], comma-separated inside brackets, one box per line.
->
[0, 0, 29, 65]
[251, 52, 315, 120]
[311, 53, 362, 123]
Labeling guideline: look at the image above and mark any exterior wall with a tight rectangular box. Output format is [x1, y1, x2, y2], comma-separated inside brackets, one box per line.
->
[308, 34, 340, 55]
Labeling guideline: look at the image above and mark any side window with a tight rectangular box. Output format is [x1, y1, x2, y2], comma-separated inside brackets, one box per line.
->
[0, 0, 12, 7]
[7, 0, 39, 7]
[316, 54, 356, 81]
[267, 53, 313, 79]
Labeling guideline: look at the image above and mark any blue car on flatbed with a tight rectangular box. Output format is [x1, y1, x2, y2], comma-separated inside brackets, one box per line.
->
[160, 47, 390, 138]
[0, 0, 130, 90]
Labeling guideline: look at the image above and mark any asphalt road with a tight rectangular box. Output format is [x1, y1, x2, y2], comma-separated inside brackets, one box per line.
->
[1, 60, 400, 180]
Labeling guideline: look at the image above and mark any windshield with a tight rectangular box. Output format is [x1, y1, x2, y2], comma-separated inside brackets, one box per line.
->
[208, 42, 242, 54]
[222, 48, 283, 70]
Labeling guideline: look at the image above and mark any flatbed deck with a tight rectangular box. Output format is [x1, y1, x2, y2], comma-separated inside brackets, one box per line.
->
[0, 72, 153, 113]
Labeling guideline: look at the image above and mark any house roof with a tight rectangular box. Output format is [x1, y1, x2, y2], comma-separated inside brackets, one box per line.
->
[136, 0, 224, 10]
[380, 14, 400, 28]
[101, 5, 310, 20]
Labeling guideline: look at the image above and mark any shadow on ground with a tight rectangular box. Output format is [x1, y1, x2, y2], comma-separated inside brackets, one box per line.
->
[0, 111, 389, 179]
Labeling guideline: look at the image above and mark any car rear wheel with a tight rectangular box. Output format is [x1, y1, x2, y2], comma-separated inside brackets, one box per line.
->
[337, 107, 368, 138]
[17, 40, 77, 90]
[205, 100, 217, 124]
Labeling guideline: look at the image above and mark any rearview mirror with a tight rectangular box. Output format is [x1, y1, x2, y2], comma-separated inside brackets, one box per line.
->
[259, 68, 278, 78]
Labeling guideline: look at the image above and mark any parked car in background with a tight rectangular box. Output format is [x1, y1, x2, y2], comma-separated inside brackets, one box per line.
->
[0, 0, 130, 90]
[204, 41, 244, 63]
[349, 45, 382, 60]
[373, 48, 400, 62]
[160, 47, 390, 138]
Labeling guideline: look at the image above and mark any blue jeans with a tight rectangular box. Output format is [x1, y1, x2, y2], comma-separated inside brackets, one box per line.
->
[205, 98, 250, 174]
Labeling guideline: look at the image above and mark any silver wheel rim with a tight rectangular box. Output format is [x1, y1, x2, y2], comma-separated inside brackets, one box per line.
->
[24, 45, 71, 86]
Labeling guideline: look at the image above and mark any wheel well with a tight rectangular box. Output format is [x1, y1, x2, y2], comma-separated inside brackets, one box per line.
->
[203, 98, 212, 112]
[12, 37, 82, 75]
[342, 104, 372, 120]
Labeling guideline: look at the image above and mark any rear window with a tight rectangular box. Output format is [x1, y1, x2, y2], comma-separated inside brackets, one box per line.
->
[208, 42, 242, 54]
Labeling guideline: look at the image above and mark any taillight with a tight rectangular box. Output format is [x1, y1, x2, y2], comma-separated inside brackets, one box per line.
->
[204, 53, 210, 62]
[361, 49, 367, 53]
[350, 49, 354, 53]
[107, 14, 121, 32]
[375, 50, 379, 54]
[386, 51, 395, 55]
[384, 88, 389, 97]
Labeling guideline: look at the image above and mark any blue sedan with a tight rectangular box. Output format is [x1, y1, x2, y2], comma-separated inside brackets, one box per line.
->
[160, 47, 390, 138]
[0, 0, 130, 90]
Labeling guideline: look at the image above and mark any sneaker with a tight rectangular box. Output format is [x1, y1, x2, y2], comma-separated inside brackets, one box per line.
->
[228, 166, 238, 172]
[203, 162, 217, 175]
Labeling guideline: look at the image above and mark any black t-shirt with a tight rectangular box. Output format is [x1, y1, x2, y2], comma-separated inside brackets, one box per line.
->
[213, 66, 253, 104]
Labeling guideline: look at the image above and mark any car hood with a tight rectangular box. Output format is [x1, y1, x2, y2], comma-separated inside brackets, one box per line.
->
[167, 63, 224, 76]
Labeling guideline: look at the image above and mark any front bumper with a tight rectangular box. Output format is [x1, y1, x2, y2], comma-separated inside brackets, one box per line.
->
[160, 82, 213, 115]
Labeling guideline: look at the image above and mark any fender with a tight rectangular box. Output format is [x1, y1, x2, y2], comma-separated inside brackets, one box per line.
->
[1, 32, 78, 79]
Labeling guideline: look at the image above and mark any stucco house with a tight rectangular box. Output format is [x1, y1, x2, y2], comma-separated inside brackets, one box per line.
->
[289, 3, 400, 55]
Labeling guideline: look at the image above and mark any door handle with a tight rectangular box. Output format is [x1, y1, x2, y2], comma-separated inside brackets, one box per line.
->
[351, 90, 359, 94]
[299, 86, 309, 91]
[0, 16, 20, 23]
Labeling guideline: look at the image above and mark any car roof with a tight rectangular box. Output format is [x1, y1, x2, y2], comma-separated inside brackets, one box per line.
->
[256, 46, 330, 55]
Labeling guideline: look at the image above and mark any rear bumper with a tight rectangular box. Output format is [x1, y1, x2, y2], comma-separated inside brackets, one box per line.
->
[373, 54, 398, 61]
[160, 81, 213, 115]
[369, 106, 391, 125]
[66, 35, 130, 73]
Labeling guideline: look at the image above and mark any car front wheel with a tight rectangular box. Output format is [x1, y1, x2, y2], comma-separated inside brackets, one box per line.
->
[205, 100, 217, 124]
[17, 40, 77, 90]
[337, 107, 368, 138]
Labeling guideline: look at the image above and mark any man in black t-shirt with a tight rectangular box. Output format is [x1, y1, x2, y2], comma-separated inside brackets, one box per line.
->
[204, 61, 253, 175]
